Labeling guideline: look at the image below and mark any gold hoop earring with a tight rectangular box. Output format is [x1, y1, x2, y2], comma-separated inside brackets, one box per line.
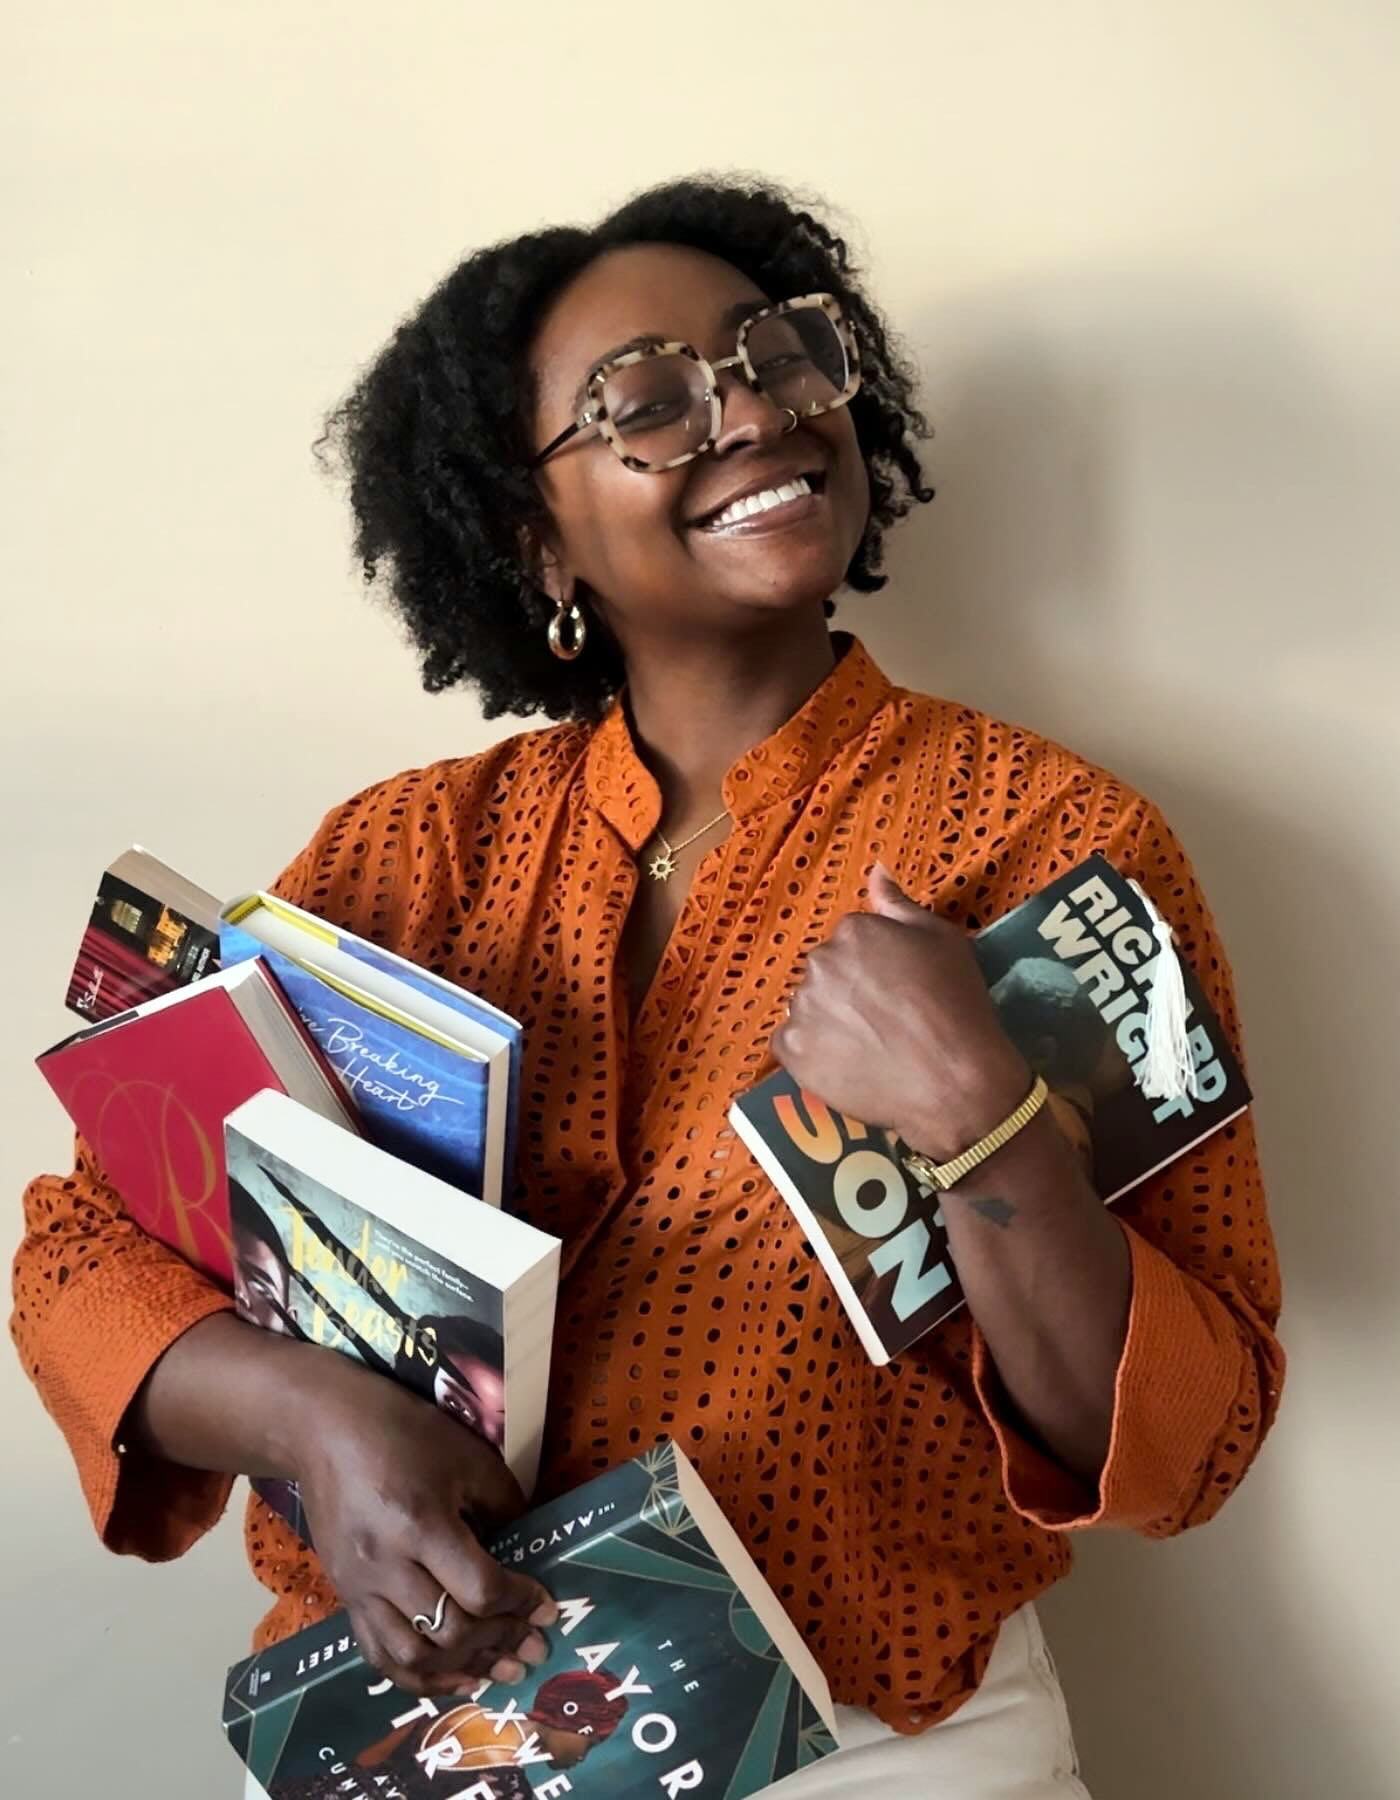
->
[548, 598, 586, 661]
[780, 407, 799, 434]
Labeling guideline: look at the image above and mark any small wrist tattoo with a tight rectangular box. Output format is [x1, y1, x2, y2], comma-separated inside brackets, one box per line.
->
[966, 1195, 1017, 1230]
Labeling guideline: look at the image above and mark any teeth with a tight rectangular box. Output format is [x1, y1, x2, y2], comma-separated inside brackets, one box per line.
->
[709, 475, 812, 529]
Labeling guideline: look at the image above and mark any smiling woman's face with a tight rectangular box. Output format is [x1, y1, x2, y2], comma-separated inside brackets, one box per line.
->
[528, 242, 871, 645]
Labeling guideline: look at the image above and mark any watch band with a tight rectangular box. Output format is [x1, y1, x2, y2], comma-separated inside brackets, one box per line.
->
[901, 1073, 1049, 1192]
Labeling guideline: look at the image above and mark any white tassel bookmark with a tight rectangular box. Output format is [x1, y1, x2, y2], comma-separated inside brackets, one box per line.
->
[1128, 878, 1199, 1103]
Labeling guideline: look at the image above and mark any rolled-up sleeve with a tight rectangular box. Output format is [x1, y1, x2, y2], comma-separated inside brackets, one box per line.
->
[10, 1134, 236, 1557]
[972, 797, 1285, 1534]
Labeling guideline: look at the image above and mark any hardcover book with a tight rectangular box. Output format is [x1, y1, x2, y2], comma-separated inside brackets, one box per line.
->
[728, 853, 1251, 1364]
[226, 1089, 559, 1537]
[224, 1441, 837, 1800]
[220, 893, 521, 1208]
[65, 846, 221, 1023]
[36, 962, 357, 1288]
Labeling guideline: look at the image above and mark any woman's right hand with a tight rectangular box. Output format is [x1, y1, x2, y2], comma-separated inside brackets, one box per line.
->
[291, 1353, 558, 1697]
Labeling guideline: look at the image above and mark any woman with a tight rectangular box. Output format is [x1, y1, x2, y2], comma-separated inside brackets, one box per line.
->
[11, 177, 1284, 1795]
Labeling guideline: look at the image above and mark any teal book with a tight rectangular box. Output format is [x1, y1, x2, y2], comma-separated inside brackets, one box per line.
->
[223, 1441, 838, 1799]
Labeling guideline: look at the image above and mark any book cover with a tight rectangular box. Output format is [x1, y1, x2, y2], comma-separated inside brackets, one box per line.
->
[728, 853, 1252, 1364]
[226, 1090, 558, 1539]
[326, 927, 523, 1194]
[36, 963, 356, 1288]
[224, 1441, 837, 1800]
[66, 850, 221, 1023]
[220, 895, 520, 1208]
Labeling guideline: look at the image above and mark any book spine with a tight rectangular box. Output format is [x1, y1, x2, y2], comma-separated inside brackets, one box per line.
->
[225, 1611, 360, 1717]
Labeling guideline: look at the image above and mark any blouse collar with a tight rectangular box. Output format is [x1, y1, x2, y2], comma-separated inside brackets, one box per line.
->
[583, 632, 893, 852]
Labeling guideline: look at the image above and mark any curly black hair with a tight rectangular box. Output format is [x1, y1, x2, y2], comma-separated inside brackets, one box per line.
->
[318, 174, 933, 723]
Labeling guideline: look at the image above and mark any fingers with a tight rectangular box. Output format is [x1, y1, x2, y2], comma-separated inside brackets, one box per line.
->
[867, 860, 928, 922]
[427, 1517, 558, 1630]
[400, 1564, 554, 1662]
[356, 1587, 552, 1698]
[354, 1594, 504, 1697]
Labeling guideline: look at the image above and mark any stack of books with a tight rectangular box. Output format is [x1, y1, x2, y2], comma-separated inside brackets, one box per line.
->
[42, 857, 550, 1520]
[38, 843, 1251, 1795]
[38, 851, 840, 1797]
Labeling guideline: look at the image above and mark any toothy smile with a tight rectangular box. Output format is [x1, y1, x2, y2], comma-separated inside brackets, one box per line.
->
[691, 471, 828, 536]
[711, 474, 813, 527]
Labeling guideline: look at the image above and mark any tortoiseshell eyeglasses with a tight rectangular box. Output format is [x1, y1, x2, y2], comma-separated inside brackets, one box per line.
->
[529, 293, 861, 474]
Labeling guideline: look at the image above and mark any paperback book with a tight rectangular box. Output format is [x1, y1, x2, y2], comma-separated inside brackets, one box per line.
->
[729, 853, 1251, 1363]
[65, 846, 221, 1023]
[226, 1088, 559, 1538]
[224, 1440, 837, 1800]
[220, 892, 521, 1207]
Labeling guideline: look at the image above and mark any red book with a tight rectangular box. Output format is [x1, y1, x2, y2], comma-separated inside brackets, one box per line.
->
[37, 960, 358, 1288]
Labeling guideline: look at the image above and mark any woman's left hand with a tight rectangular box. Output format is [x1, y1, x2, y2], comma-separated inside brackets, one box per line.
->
[770, 863, 1032, 1158]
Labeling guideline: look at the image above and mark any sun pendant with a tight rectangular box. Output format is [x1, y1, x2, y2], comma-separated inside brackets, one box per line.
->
[647, 849, 676, 882]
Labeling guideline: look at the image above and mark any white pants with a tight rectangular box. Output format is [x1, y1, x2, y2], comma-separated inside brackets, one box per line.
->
[243, 1605, 1087, 1800]
[759, 1604, 1090, 1798]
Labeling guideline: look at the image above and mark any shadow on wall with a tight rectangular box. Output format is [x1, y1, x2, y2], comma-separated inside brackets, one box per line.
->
[1034, 759, 1397, 1800]
[853, 272, 1399, 1800]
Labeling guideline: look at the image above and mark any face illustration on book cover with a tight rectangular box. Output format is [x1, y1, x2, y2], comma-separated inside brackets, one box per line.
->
[230, 1186, 313, 1533]
[226, 1133, 506, 1401]
[228, 1130, 508, 1542]
[232, 1193, 299, 1337]
[414, 1312, 507, 1447]
[273, 1669, 630, 1800]
[985, 953, 1136, 1176]
[974, 858, 1248, 1189]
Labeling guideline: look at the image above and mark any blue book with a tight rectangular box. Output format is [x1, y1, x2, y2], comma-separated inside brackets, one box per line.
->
[219, 892, 521, 1208]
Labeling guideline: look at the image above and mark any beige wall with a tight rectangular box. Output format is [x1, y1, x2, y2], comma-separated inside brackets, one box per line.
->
[4, 3, 1397, 1794]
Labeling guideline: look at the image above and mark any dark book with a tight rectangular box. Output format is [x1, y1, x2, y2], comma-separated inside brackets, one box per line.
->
[728, 852, 1251, 1364]
[223, 1441, 837, 1800]
[65, 847, 221, 1023]
[226, 1089, 559, 1543]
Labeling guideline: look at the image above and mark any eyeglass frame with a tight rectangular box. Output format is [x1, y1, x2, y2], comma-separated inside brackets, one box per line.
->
[528, 292, 862, 474]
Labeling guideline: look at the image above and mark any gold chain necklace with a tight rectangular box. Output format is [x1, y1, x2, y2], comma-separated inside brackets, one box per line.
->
[644, 807, 731, 882]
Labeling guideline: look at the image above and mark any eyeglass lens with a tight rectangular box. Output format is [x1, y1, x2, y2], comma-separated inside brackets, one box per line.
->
[601, 305, 848, 469]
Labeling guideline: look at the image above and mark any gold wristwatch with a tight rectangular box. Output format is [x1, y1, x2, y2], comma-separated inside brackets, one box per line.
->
[901, 1073, 1049, 1192]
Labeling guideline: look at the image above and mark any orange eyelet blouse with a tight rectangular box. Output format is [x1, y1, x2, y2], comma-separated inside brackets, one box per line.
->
[10, 633, 1283, 1734]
